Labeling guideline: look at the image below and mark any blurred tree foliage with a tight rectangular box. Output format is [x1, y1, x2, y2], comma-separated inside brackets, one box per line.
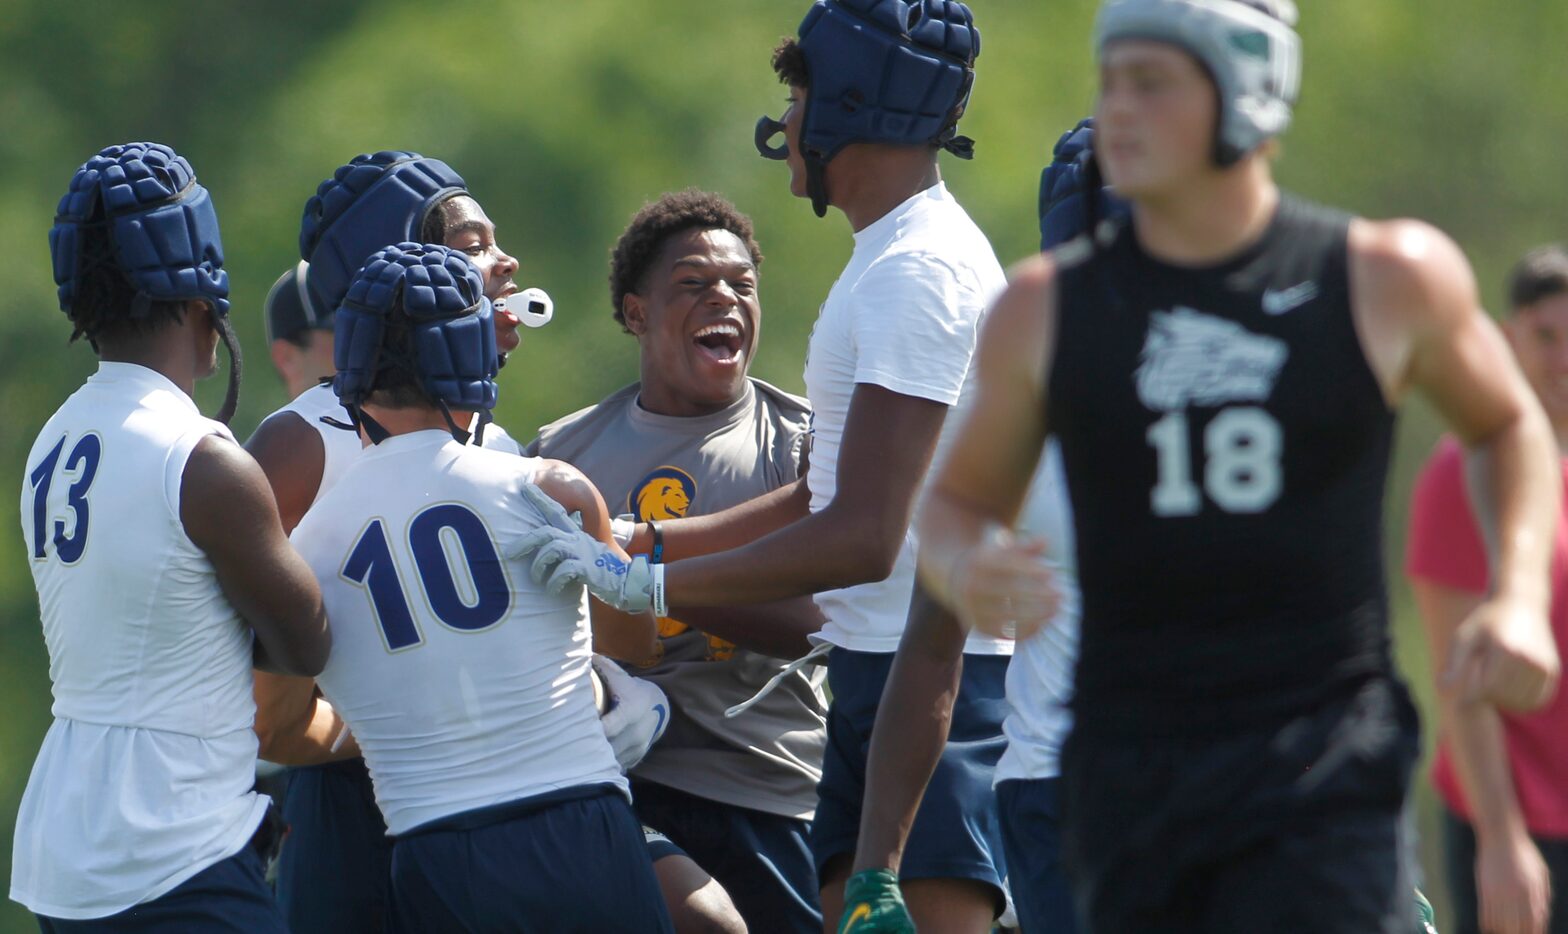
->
[0, 2, 1564, 927]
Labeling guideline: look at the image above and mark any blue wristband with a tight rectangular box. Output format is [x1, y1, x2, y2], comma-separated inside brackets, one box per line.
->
[649, 519, 664, 565]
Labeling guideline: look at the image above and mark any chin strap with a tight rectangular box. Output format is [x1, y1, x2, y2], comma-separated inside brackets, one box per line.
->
[941, 135, 976, 159]
[213, 312, 243, 425]
[344, 405, 392, 445]
[804, 157, 830, 218]
[435, 399, 472, 446]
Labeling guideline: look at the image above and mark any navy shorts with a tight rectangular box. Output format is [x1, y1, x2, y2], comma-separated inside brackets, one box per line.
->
[996, 777, 1079, 934]
[632, 778, 822, 933]
[811, 647, 1009, 907]
[391, 784, 673, 933]
[1061, 676, 1422, 933]
[274, 758, 391, 934]
[37, 844, 285, 933]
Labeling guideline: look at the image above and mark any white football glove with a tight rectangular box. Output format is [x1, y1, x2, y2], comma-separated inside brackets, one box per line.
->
[592, 655, 669, 772]
[512, 485, 654, 613]
[610, 514, 637, 549]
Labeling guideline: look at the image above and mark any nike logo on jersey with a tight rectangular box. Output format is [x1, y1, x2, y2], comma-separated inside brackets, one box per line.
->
[650, 703, 668, 743]
[1136, 308, 1289, 412]
[1261, 282, 1318, 315]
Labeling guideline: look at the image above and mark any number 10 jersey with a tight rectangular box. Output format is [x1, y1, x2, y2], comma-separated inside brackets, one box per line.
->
[1047, 195, 1395, 738]
[291, 430, 625, 835]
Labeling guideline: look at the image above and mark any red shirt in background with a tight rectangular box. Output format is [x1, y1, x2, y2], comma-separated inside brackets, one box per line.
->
[1406, 436, 1568, 839]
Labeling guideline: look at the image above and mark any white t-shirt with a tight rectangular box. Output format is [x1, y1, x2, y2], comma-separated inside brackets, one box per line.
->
[13, 363, 268, 919]
[803, 182, 1009, 654]
[995, 442, 1081, 783]
[291, 431, 625, 836]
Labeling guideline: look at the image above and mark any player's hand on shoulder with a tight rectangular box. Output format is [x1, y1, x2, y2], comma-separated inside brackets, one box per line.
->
[1445, 590, 1561, 712]
[947, 532, 1059, 641]
[509, 482, 654, 613]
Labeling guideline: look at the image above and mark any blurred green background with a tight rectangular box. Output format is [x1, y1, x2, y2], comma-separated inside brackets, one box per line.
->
[1, 1, 1564, 929]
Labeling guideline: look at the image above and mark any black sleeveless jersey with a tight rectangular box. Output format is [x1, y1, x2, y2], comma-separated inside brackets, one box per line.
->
[1047, 194, 1395, 736]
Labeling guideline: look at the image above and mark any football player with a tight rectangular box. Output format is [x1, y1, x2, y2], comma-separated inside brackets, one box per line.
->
[13, 142, 328, 932]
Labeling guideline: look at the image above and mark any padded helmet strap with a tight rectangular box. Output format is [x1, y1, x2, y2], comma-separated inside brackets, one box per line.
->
[213, 312, 243, 425]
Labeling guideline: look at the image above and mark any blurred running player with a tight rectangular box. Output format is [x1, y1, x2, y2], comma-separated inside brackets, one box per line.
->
[916, 2, 1560, 930]
[11, 142, 329, 932]
[290, 242, 671, 932]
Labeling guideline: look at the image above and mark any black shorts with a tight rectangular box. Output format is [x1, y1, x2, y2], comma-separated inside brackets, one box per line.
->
[1060, 676, 1421, 934]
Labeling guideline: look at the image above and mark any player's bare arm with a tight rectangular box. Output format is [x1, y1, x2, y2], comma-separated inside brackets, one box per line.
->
[252, 670, 359, 766]
[918, 255, 1060, 637]
[626, 472, 812, 561]
[850, 586, 967, 876]
[1414, 581, 1553, 934]
[245, 411, 330, 535]
[244, 411, 356, 762]
[664, 598, 824, 660]
[1353, 219, 1562, 710]
[659, 383, 948, 607]
[181, 434, 330, 677]
[534, 458, 661, 663]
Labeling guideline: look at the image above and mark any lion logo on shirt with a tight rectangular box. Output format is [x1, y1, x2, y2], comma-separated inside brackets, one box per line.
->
[1135, 307, 1288, 413]
[632, 466, 696, 522]
[628, 466, 735, 660]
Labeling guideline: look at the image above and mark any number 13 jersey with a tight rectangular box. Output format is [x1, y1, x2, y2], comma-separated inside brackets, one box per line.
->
[14, 362, 267, 919]
[291, 430, 624, 836]
[1047, 195, 1394, 737]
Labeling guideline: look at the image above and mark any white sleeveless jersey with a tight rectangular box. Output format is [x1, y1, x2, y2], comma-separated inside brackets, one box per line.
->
[291, 430, 625, 835]
[266, 383, 522, 510]
[274, 382, 362, 507]
[11, 363, 269, 920]
[995, 442, 1081, 784]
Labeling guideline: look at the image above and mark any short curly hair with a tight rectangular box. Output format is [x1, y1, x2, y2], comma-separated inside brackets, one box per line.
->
[773, 37, 808, 88]
[608, 190, 763, 332]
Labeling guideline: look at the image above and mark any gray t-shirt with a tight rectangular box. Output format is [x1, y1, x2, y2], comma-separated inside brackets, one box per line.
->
[527, 379, 827, 819]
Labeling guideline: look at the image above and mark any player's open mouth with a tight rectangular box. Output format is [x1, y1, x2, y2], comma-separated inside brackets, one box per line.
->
[692, 322, 744, 365]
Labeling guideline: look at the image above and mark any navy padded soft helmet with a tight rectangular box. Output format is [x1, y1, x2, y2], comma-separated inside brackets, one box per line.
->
[755, 0, 981, 217]
[49, 141, 242, 422]
[299, 151, 467, 319]
[51, 141, 230, 317]
[333, 242, 499, 444]
[1038, 118, 1129, 251]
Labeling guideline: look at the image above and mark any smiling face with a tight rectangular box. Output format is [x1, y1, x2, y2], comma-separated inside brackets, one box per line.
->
[622, 228, 761, 417]
[435, 195, 522, 357]
[1095, 40, 1219, 200]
